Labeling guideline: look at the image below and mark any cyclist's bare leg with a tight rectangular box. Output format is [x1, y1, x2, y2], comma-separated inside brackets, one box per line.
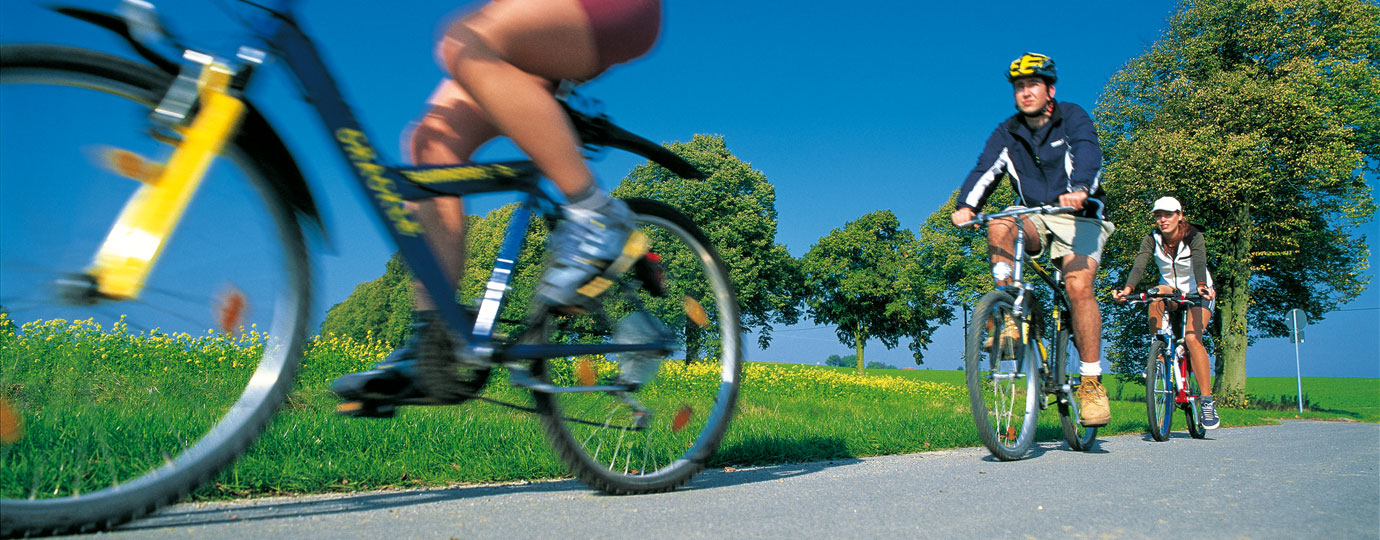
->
[438, 0, 603, 198]
[985, 216, 1042, 286]
[1185, 305, 1213, 396]
[1146, 284, 1176, 332]
[1060, 253, 1101, 370]
[405, 81, 503, 310]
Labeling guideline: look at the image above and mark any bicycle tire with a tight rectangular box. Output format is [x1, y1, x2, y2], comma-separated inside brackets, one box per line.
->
[531, 198, 742, 494]
[1145, 340, 1173, 441]
[0, 44, 310, 536]
[1185, 374, 1206, 439]
[1054, 327, 1097, 451]
[965, 290, 1039, 461]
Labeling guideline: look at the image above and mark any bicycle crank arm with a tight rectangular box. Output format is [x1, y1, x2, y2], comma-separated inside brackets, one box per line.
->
[88, 58, 246, 299]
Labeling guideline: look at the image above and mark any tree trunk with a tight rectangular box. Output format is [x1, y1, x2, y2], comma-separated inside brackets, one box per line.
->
[684, 321, 700, 365]
[855, 324, 866, 376]
[1214, 202, 1252, 402]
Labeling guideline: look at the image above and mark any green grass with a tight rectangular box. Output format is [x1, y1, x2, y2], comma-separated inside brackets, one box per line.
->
[4, 320, 1375, 502]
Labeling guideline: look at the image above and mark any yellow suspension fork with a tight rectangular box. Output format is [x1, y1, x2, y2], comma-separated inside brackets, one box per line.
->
[88, 58, 246, 300]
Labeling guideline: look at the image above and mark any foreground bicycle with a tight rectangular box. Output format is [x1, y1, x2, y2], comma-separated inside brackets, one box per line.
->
[1129, 291, 1208, 441]
[0, 1, 742, 535]
[961, 206, 1097, 461]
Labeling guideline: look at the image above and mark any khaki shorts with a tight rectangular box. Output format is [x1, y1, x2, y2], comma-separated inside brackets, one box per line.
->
[1006, 206, 1116, 264]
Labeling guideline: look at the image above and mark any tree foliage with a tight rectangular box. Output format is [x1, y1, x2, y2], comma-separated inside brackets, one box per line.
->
[1096, 0, 1379, 399]
[613, 134, 804, 349]
[800, 210, 946, 373]
[318, 253, 416, 347]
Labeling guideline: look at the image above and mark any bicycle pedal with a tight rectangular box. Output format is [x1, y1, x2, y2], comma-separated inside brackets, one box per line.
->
[336, 400, 397, 419]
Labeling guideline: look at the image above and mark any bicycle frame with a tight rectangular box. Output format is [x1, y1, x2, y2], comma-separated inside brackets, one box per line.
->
[1132, 291, 1204, 407]
[71, 0, 678, 363]
[972, 205, 1075, 385]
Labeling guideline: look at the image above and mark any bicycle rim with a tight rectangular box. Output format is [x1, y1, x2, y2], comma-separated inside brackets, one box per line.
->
[1145, 341, 1172, 441]
[1055, 329, 1096, 451]
[0, 45, 309, 535]
[532, 198, 742, 494]
[965, 291, 1039, 461]
[1185, 375, 1206, 439]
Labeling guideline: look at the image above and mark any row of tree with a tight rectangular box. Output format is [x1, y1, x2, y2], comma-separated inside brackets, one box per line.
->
[322, 0, 1377, 401]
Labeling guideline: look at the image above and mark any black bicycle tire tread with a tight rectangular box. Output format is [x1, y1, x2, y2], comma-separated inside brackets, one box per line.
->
[1145, 340, 1171, 442]
[0, 44, 309, 537]
[533, 198, 742, 495]
[1054, 328, 1097, 451]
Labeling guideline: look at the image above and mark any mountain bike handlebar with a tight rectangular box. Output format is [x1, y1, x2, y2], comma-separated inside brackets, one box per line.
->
[959, 205, 1075, 229]
[1125, 291, 1204, 305]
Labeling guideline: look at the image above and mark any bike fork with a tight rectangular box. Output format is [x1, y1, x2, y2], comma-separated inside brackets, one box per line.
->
[82, 53, 248, 301]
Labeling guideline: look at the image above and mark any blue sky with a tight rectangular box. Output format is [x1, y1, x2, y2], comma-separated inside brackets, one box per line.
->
[2, 0, 1375, 378]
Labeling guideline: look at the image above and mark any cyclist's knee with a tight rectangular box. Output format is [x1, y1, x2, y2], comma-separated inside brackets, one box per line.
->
[405, 101, 498, 165]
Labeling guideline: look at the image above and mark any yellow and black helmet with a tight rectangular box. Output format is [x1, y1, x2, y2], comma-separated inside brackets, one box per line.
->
[1007, 52, 1057, 84]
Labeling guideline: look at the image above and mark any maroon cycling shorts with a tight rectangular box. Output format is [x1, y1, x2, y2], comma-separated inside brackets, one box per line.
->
[578, 0, 661, 71]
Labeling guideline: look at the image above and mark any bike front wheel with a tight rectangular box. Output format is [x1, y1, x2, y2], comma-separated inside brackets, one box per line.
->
[965, 291, 1039, 461]
[0, 45, 310, 535]
[1145, 340, 1173, 441]
[1054, 328, 1097, 451]
[530, 198, 742, 494]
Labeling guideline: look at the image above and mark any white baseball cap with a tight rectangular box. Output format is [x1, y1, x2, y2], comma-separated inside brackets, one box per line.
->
[1152, 196, 1182, 213]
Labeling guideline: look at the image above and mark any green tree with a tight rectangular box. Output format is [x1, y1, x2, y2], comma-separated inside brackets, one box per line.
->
[1096, 0, 1379, 402]
[319, 253, 415, 347]
[801, 210, 942, 374]
[825, 353, 857, 367]
[613, 134, 804, 350]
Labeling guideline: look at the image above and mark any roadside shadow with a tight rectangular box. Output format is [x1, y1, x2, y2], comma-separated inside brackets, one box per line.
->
[119, 436, 858, 533]
[120, 479, 588, 532]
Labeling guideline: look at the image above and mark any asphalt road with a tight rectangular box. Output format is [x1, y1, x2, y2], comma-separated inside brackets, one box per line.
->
[76, 420, 1379, 540]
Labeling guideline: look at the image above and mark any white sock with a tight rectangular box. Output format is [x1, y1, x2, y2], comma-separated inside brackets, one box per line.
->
[1079, 360, 1102, 377]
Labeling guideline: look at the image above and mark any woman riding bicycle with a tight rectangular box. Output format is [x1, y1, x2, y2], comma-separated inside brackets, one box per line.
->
[333, 0, 662, 404]
[1111, 196, 1220, 429]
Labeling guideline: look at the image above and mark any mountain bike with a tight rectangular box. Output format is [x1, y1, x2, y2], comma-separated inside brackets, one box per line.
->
[0, 1, 742, 535]
[960, 205, 1097, 461]
[1128, 291, 1207, 441]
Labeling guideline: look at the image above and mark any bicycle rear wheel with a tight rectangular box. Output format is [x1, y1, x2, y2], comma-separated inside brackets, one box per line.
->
[1054, 327, 1097, 451]
[1145, 340, 1173, 441]
[0, 45, 310, 535]
[965, 291, 1039, 461]
[1185, 374, 1206, 439]
[530, 198, 742, 494]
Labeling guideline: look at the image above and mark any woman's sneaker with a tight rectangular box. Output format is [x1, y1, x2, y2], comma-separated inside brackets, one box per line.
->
[1200, 395, 1221, 429]
[537, 198, 647, 311]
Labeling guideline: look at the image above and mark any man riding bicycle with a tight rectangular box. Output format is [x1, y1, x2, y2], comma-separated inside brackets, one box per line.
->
[1112, 196, 1220, 429]
[950, 52, 1116, 427]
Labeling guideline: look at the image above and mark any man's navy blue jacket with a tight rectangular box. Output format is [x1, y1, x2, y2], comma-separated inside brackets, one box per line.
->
[956, 101, 1107, 220]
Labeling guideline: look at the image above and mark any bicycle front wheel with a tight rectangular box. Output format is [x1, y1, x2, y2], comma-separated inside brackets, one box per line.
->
[1145, 340, 1173, 441]
[965, 291, 1039, 461]
[1054, 328, 1097, 451]
[0, 45, 310, 535]
[531, 198, 742, 494]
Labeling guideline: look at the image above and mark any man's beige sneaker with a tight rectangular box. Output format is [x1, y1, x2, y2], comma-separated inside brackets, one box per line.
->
[1077, 376, 1111, 427]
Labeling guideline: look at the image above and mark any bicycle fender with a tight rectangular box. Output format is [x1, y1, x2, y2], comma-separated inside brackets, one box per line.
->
[51, 6, 180, 75]
[237, 105, 331, 245]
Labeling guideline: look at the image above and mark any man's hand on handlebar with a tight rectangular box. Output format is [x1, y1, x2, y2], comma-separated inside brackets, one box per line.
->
[1112, 285, 1133, 303]
[1198, 284, 1217, 301]
[1058, 189, 1089, 211]
[951, 207, 977, 229]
